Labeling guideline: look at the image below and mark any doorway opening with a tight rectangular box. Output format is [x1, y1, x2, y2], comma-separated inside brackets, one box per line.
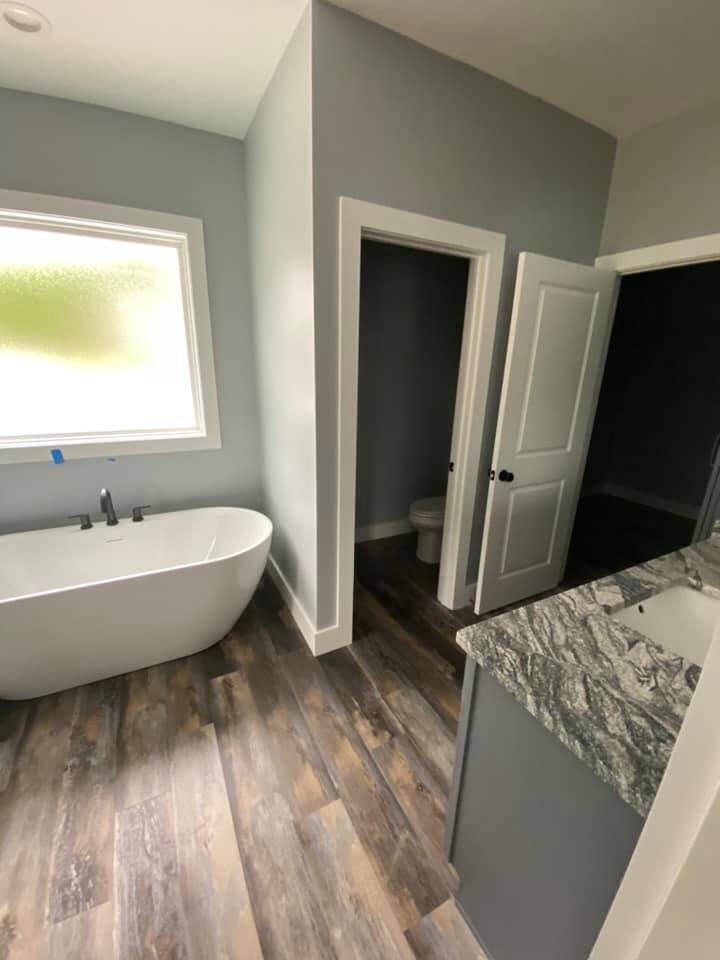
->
[354, 238, 472, 668]
[566, 259, 720, 582]
[335, 198, 505, 654]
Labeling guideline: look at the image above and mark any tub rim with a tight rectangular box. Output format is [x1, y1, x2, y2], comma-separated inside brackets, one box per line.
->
[0, 505, 273, 607]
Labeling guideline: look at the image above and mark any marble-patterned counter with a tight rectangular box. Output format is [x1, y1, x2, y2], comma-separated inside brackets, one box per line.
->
[456, 533, 720, 816]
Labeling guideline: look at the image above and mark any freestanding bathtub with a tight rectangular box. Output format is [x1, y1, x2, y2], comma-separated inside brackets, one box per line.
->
[0, 506, 272, 699]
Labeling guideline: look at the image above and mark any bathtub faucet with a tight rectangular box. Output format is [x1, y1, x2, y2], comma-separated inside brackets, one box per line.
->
[100, 488, 119, 526]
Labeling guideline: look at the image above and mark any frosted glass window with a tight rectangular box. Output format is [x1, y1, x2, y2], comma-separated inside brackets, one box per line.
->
[0, 192, 219, 463]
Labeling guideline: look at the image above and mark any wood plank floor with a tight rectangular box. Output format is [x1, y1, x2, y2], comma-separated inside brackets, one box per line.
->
[0, 540, 487, 960]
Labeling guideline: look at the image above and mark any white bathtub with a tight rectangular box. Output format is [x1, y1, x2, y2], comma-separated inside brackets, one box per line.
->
[0, 507, 272, 699]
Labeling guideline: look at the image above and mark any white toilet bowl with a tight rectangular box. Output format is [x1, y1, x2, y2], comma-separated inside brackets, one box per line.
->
[408, 496, 446, 563]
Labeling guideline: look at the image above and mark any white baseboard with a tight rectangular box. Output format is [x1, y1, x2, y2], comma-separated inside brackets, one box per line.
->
[355, 517, 413, 543]
[266, 555, 315, 649]
[265, 555, 351, 657]
[588, 482, 698, 521]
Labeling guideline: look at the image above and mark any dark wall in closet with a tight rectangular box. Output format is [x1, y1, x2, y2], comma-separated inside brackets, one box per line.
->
[584, 260, 720, 510]
[355, 239, 468, 530]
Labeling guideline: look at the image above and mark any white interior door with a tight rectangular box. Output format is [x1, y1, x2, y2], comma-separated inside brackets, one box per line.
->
[475, 253, 618, 614]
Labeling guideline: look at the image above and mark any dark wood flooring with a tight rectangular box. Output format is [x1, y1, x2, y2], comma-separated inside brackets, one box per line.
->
[0, 545, 487, 959]
[566, 493, 696, 582]
[354, 534, 479, 679]
[354, 532, 588, 671]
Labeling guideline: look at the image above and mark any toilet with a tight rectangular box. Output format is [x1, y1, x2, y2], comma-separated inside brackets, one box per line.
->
[408, 496, 446, 563]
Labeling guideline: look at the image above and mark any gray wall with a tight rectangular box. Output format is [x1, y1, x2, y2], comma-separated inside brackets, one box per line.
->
[311, 0, 616, 627]
[356, 239, 467, 529]
[0, 87, 260, 534]
[245, 9, 318, 621]
[601, 99, 720, 254]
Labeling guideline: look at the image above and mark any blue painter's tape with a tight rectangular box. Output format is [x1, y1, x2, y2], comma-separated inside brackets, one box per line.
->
[50, 448, 65, 464]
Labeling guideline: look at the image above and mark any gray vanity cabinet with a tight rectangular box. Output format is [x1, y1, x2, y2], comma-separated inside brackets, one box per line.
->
[445, 662, 644, 960]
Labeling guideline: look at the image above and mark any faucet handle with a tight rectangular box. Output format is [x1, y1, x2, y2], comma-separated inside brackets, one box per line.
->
[131, 505, 152, 522]
[68, 514, 93, 531]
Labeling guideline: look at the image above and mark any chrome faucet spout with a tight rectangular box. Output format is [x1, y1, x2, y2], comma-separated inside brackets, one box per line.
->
[100, 488, 119, 526]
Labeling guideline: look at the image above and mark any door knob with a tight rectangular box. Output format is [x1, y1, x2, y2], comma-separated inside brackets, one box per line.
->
[498, 470, 514, 482]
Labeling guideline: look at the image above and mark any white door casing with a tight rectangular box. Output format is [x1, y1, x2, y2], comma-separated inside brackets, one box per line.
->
[475, 253, 618, 614]
[337, 198, 505, 652]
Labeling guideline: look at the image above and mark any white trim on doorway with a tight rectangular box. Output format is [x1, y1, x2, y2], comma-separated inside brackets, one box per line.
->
[595, 232, 720, 273]
[335, 198, 505, 649]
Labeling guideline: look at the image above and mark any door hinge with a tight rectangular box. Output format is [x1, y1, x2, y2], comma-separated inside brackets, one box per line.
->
[448, 461, 455, 472]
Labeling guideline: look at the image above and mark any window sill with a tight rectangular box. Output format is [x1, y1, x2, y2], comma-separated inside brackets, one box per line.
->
[0, 428, 222, 465]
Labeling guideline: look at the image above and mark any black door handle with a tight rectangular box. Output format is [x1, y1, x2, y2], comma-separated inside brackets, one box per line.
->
[498, 470, 514, 482]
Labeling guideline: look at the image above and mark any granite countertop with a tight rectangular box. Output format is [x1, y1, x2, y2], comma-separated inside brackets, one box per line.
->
[456, 532, 720, 817]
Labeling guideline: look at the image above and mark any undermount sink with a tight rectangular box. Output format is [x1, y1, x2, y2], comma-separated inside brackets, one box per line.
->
[611, 584, 720, 665]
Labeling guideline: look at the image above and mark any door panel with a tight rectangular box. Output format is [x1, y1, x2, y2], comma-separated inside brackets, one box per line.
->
[476, 253, 617, 614]
[500, 480, 565, 577]
[517, 286, 598, 454]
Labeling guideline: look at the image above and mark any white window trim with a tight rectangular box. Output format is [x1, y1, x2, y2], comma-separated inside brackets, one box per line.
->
[0, 188, 221, 464]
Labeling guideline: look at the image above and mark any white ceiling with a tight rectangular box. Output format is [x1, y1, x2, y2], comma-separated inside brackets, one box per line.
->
[2, 0, 719, 140]
[0, 0, 307, 138]
[332, 0, 720, 137]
